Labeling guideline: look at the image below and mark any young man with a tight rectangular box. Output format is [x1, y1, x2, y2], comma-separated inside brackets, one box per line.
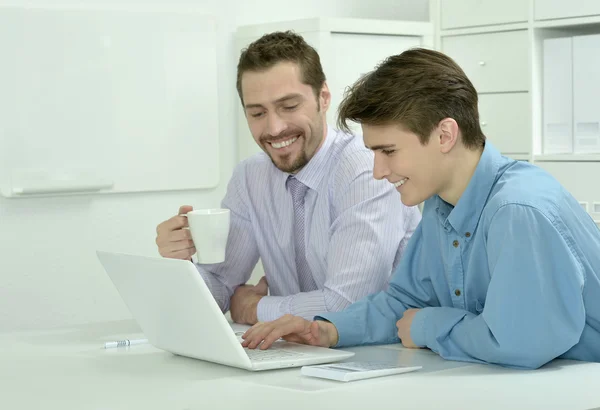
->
[155, 32, 421, 325]
[241, 48, 600, 369]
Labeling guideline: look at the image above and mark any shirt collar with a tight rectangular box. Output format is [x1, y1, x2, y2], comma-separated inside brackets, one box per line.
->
[278, 126, 337, 191]
[441, 141, 503, 237]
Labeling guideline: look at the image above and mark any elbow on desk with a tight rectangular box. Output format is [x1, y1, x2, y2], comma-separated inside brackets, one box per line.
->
[486, 335, 582, 370]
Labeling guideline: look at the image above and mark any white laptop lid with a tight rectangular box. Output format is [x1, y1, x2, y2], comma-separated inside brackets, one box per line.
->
[97, 250, 254, 369]
[96, 251, 354, 371]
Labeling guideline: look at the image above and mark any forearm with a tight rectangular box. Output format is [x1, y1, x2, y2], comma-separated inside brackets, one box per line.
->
[411, 305, 585, 369]
[195, 265, 233, 312]
[257, 288, 351, 322]
[317, 291, 407, 348]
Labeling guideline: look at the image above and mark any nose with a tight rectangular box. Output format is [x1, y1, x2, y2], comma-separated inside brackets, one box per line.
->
[372, 152, 390, 180]
[265, 112, 287, 137]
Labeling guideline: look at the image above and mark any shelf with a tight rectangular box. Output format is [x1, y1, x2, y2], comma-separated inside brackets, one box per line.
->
[533, 154, 600, 162]
[326, 18, 433, 36]
[440, 22, 528, 37]
[534, 15, 600, 29]
[236, 18, 434, 38]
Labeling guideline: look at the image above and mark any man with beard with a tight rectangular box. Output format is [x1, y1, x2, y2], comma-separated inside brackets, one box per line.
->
[155, 31, 421, 325]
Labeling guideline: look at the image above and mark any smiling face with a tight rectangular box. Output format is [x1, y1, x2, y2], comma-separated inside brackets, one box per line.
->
[363, 123, 448, 207]
[241, 62, 330, 174]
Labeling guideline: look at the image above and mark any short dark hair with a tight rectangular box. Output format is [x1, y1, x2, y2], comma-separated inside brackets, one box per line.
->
[236, 31, 326, 105]
[337, 48, 485, 149]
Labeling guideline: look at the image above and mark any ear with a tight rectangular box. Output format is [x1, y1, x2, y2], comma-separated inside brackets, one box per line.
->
[438, 118, 459, 154]
[319, 82, 331, 112]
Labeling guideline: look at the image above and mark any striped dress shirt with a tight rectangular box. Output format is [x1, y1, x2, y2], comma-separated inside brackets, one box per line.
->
[195, 127, 421, 322]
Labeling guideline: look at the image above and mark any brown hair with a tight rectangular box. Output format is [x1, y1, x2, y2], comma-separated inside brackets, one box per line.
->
[337, 47, 485, 149]
[236, 31, 326, 105]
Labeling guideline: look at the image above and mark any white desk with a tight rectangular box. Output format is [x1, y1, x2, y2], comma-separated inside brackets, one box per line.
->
[2, 320, 599, 410]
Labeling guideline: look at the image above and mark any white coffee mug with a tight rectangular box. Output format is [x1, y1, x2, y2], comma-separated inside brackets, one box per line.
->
[185, 208, 230, 264]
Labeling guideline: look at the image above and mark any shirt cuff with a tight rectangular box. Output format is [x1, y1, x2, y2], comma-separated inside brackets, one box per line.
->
[315, 311, 363, 348]
[410, 307, 433, 348]
[257, 296, 290, 322]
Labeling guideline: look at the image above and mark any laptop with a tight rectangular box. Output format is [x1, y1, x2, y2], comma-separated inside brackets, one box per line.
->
[96, 250, 355, 371]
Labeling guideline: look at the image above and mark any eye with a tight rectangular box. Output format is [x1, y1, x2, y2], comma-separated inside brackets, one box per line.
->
[250, 112, 264, 119]
[283, 105, 298, 111]
[381, 149, 396, 156]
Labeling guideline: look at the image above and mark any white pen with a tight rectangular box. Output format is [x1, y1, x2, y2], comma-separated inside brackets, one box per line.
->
[104, 338, 148, 349]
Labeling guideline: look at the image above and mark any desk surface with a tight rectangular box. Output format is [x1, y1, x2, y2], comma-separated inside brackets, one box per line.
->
[1, 320, 599, 410]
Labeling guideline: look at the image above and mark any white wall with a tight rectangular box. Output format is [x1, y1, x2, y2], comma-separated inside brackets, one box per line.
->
[0, 0, 428, 331]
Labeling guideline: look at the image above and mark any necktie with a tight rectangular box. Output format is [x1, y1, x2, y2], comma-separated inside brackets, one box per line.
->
[287, 176, 317, 291]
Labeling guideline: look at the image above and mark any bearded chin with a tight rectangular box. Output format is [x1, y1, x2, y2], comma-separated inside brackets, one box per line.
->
[270, 151, 309, 173]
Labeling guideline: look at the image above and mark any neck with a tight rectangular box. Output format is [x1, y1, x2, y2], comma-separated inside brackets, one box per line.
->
[310, 119, 329, 157]
[438, 145, 484, 206]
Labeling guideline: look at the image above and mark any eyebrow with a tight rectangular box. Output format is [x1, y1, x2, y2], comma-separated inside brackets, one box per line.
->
[244, 93, 303, 110]
[366, 144, 396, 151]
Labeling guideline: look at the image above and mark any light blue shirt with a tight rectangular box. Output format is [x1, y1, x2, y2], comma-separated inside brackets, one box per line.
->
[196, 127, 421, 322]
[319, 141, 600, 369]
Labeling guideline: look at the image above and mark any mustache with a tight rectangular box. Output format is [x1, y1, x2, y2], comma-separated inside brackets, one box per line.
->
[259, 130, 302, 145]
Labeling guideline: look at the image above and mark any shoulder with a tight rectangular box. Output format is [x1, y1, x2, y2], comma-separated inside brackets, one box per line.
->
[328, 130, 376, 183]
[230, 152, 275, 183]
[482, 161, 567, 225]
[225, 152, 279, 202]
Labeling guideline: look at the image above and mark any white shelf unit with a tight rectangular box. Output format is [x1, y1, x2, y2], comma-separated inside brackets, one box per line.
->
[430, 0, 600, 228]
[234, 18, 434, 161]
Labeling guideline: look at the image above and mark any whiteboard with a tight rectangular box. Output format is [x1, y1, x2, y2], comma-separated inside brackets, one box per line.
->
[0, 8, 220, 197]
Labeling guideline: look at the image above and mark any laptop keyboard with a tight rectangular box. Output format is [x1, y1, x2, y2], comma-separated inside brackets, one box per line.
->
[244, 346, 305, 362]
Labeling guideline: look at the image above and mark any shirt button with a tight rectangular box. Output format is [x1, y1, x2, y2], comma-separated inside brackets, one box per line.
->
[455, 289, 461, 296]
[453, 240, 459, 247]
[465, 232, 471, 238]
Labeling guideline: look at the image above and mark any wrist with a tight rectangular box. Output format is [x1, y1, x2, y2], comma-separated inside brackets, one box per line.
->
[246, 294, 262, 325]
[327, 322, 339, 347]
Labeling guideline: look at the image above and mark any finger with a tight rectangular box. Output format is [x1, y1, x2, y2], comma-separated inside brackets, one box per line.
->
[166, 247, 196, 260]
[158, 215, 190, 234]
[241, 322, 265, 342]
[156, 230, 193, 255]
[158, 239, 195, 255]
[157, 239, 195, 255]
[242, 323, 268, 348]
[168, 228, 193, 242]
[243, 318, 294, 349]
[258, 317, 308, 350]
[156, 212, 187, 234]
[171, 215, 190, 230]
[258, 330, 285, 350]
[247, 324, 278, 349]
[254, 276, 268, 294]
[178, 205, 194, 215]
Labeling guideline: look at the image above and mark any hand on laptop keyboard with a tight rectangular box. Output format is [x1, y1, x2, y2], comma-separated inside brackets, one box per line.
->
[240, 315, 338, 350]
